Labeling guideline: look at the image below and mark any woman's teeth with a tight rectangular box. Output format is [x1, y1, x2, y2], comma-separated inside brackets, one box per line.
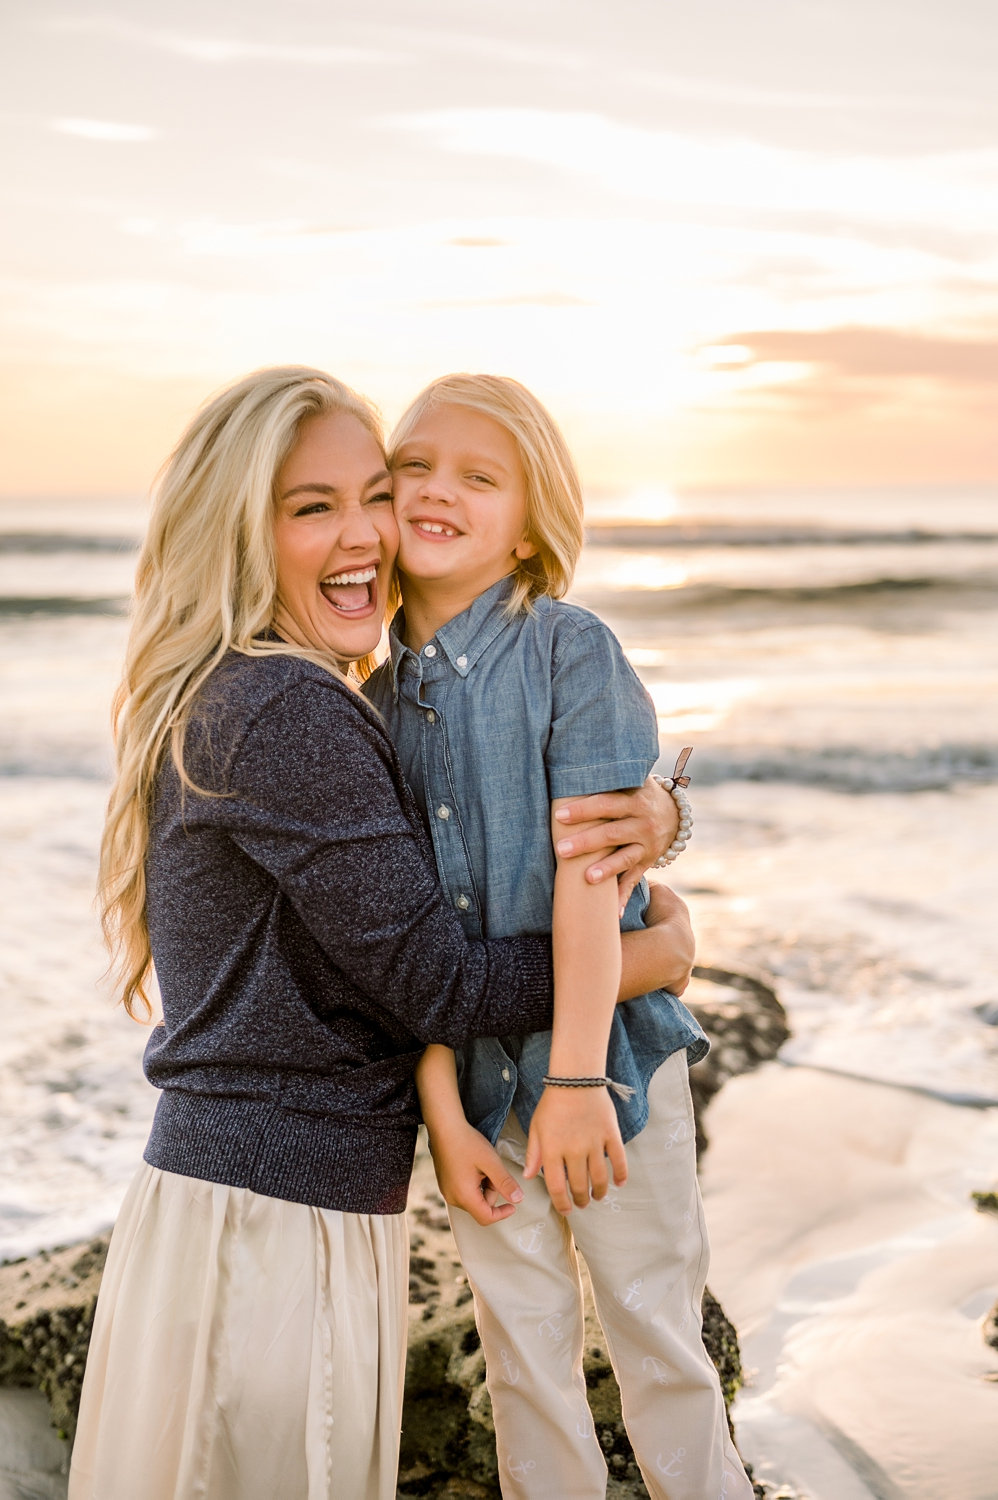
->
[320, 565, 377, 613]
[321, 567, 377, 586]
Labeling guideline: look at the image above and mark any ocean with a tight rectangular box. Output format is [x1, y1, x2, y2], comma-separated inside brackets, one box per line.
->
[1, 484, 997, 1265]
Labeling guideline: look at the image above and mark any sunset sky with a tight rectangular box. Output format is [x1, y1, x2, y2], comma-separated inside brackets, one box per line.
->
[1, 0, 996, 498]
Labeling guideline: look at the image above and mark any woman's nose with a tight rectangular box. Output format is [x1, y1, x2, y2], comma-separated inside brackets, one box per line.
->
[338, 503, 381, 549]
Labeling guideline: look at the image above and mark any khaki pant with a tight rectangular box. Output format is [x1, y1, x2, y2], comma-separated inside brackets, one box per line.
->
[69, 1165, 408, 1500]
[450, 1050, 753, 1499]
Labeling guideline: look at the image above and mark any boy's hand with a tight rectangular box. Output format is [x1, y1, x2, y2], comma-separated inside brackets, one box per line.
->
[427, 1119, 525, 1227]
[554, 775, 680, 910]
[523, 1087, 627, 1214]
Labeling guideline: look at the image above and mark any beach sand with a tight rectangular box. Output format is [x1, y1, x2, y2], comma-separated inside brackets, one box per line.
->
[700, 1063, 998, 1499]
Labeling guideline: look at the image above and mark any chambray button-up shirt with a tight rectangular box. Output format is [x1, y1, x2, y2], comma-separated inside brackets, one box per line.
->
[364, 574, 707, 1145]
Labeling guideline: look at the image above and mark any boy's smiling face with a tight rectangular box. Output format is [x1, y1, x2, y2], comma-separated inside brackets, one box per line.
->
[392, 404, 536, 601]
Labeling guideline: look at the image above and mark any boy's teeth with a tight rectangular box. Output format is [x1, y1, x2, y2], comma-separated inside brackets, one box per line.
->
[321, 567, 377, 585]
[416, 522, 458, 536]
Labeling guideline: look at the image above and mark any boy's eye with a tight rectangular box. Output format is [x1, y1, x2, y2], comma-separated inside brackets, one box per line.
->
[468, 472, 495, 486]
[396, 458, 428, 472]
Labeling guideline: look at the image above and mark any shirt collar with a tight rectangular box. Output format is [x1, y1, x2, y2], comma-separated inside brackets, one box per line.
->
[385, 573, 519, 697]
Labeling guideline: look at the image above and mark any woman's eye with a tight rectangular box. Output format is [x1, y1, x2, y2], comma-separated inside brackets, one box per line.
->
[367, 490, 394, 505]
[294, 501, 329, 516]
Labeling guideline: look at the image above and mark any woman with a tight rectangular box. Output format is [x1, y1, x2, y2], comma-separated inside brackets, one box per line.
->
[69, 367, 691, 1500]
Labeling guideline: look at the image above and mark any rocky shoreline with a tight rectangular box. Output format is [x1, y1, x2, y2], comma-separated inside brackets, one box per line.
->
[1, 966, 801, 1499]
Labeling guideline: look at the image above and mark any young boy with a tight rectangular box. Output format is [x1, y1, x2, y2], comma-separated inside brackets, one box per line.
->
[364, 375, 752, 1498]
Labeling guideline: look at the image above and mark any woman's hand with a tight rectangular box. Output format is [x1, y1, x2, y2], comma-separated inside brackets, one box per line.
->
[619, 882, 695, 999]
[553, 776, 680, 910]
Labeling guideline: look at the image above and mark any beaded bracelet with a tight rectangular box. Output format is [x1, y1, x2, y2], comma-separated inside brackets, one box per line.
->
[542, 1075, 636, 1101]
[652, 746, 693, 868]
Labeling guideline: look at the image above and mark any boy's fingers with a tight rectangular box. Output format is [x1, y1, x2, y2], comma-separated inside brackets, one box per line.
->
[543, 1159, 572, 1214]
[588, 1154, 610, 1201]
[607, 1138, 629, 1187]
[565, 1155, 592, 1209]
[466, 1195, 514, 1227]
[489, 1168, 524, 1205]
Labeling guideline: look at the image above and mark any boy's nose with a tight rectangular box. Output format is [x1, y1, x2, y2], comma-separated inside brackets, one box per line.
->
[420, 476, 457, 504]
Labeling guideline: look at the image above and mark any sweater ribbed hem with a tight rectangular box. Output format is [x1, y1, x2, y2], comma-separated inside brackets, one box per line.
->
[143, 1090, 417, 1215]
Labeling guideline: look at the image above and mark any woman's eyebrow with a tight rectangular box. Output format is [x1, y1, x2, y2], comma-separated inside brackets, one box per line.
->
[281, 469, 390, 500]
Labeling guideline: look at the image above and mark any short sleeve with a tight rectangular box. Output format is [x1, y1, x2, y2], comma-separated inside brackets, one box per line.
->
[546, 618, 660, 798]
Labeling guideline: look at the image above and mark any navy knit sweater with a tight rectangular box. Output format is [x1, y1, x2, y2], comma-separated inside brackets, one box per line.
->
[142, 650, 554, 1214]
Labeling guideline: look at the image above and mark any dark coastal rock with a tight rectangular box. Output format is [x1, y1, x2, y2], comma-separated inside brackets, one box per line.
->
[684, 965, 790, 1152]
[983, 1301, 998, 1354]
[0, 1239, 107, 1445]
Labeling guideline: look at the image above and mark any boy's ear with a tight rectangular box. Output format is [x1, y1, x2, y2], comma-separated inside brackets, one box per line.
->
[514, 536, 537, 560]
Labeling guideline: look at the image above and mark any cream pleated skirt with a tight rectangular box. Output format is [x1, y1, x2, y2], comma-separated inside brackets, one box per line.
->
[68, 1163, 409, 1500]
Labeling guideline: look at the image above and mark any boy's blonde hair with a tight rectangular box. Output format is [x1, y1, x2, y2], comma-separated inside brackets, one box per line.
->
[389, 374, 584, 614]
[99, 365, 383, 1018]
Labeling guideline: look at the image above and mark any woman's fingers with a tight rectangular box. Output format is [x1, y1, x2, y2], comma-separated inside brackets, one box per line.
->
[615, 864, 644, 912]
[554, 791, 633, 825]
[555, 818, 641, 860]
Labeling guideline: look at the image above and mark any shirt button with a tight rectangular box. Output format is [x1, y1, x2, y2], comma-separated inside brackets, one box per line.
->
[425, 710, 436, 724]
[501, 1068, 511, 1082]
[423, 644, 437, 658]
[436, 805, 451, 820]
[455, 893, 471, 911]
[456, 655, 468, 668]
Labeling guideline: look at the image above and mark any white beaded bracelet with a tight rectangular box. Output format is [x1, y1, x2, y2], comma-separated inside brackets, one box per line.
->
[651, 747, 693, 867]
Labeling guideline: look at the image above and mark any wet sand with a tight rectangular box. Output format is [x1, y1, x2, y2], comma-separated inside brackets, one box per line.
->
[699, 1063, 998, 1499]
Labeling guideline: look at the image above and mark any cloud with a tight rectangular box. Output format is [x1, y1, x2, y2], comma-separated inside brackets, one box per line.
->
[43, 17, 395, 67]
[387, 108, 998, 239]
[706, 327, 998, 384]
[447, 237, 508, 248]
[425, 292, 591, 309]
[51, 118, 159, 143]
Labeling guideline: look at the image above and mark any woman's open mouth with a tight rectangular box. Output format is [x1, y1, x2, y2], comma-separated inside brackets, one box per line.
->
[319, 565, 378, 614]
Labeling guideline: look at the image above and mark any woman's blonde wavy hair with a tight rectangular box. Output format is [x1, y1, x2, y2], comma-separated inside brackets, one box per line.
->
[99, 365, 383, 1019]
[388, 374, 584, 614]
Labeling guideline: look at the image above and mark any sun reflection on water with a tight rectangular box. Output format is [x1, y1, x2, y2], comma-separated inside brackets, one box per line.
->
[646, 678, 759, 735]
[606, 555, 688, 591]
[585, 484, 681, 525]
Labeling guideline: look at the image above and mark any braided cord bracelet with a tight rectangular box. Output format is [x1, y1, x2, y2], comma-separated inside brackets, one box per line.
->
[542, 1075, 636, 1101]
